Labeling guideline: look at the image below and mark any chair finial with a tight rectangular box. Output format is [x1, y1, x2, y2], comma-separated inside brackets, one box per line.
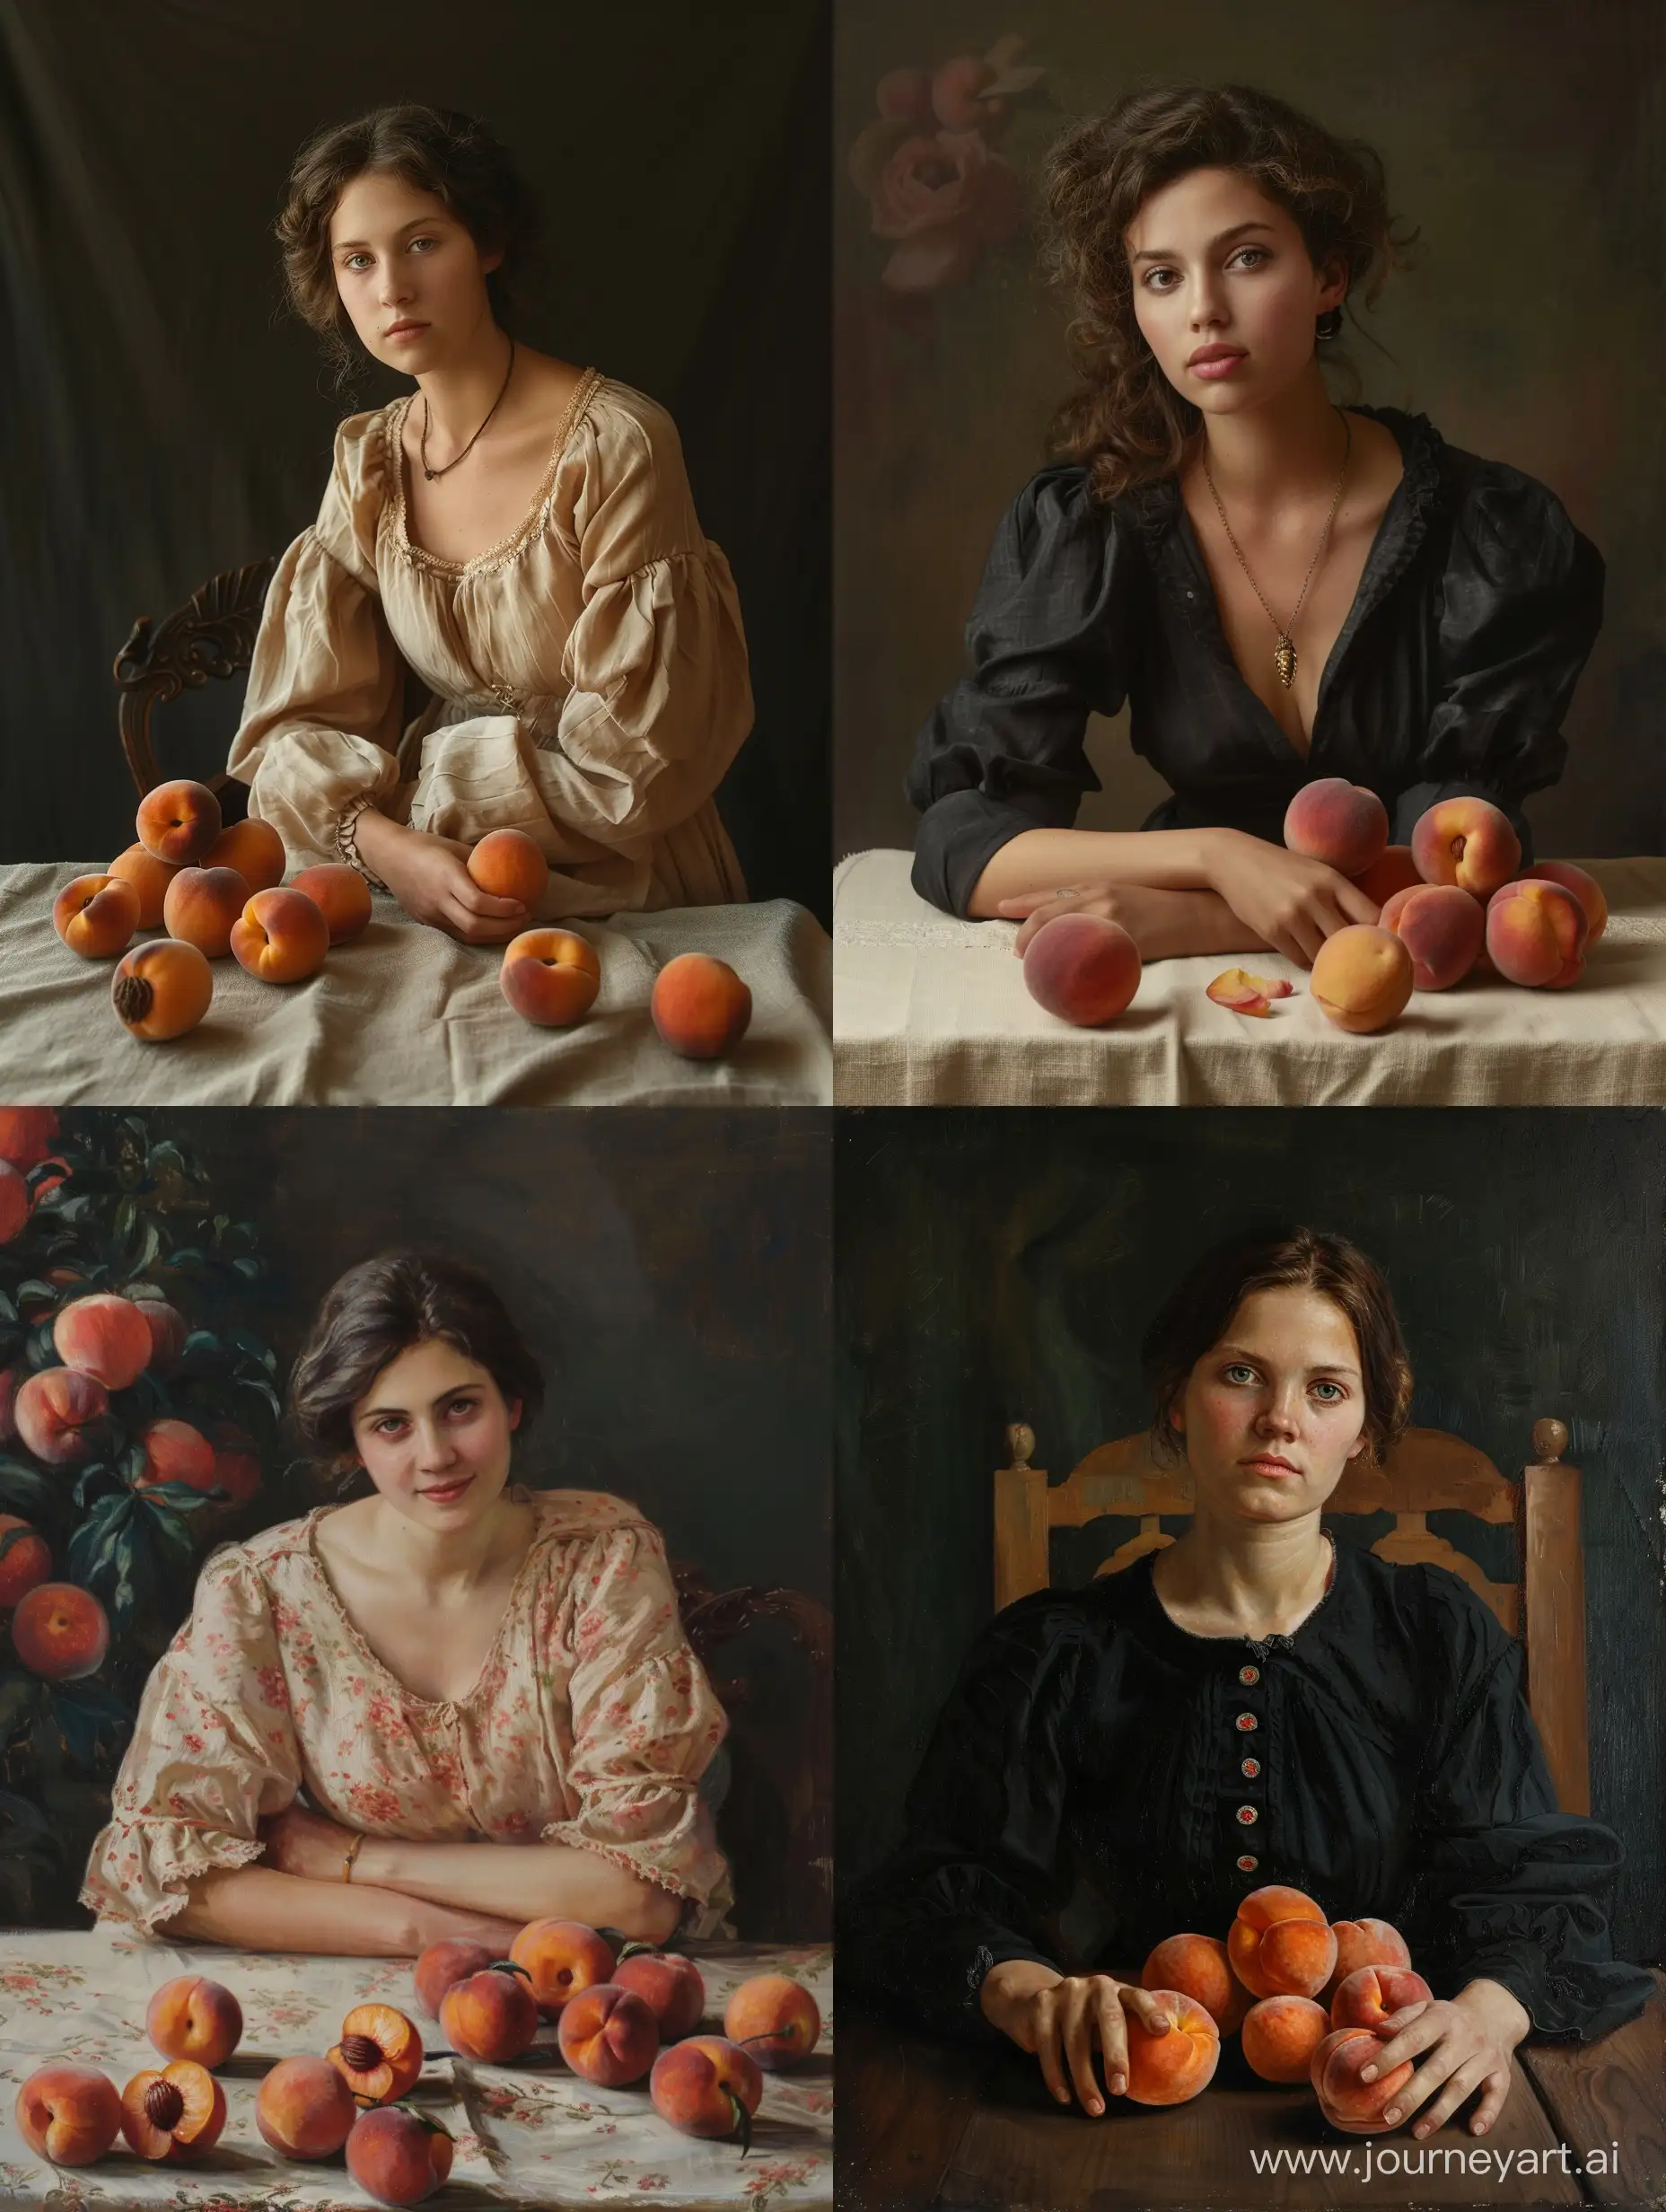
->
[1005, 1423, 1035, 1469]
[1531, 1418, 1569, 1463]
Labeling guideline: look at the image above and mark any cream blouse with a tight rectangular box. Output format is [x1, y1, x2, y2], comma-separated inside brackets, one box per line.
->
[80, 1487, 732, 1939]
[228, 372, 753, 917]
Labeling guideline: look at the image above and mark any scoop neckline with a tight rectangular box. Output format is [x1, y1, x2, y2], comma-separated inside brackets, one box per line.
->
[1144, 1531, 1339, 1654]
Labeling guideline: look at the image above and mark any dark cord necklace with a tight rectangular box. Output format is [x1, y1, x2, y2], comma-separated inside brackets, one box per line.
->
[419, 335, 516, 481]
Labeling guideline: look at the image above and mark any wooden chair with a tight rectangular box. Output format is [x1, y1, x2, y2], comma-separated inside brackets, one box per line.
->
[112, 557, 276, 801]
[993, 1418, 1590, 1814]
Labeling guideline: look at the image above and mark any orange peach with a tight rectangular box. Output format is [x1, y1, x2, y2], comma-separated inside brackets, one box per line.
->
[1486, 878, 1588, 988]
[613, 1949, 706, 2041]
[650, 2034, 763, 2147]
[53, 873, 140, 960]
[15, 1367, 108, 1465]
[111, 937, 214, 1040]
[1284, 778, 1390, 877]
[500, 927, 602, 1028]
[469, 828, 549, 908]
[510, 1917, 617, 2017]
[414, 1937, 499, 2019]
[231, 886, 330, 983]
[1352, 845, 1422, 908]
[290, 863, 373, 944]
[652, 951, 755, 1058]
[1309, 925, 1414, 1033]
[109, 842, 181, 928]
[1021, 913, 1141, 1027]
[162, 865, 250, 959]
[118, 2058, 225, 2162]
[146, 1975, 243, 2068]
[557, 1982, 660, 2086]
[1378, 882, 1485, 990]
[346, 2104, 454, 2206]
[0, 1164, 24, 1245]
[133, 1296, 187, 1377]
[1311, 2024, 1414, 2133]
[327, 2003, 425, 2105]
[1228, 1886, 1336, 2001]
[255, 2053, 358, 2160]
[1122, 1988, 1220, 2105]
[1141, 1933, 1250, 2038]
[53, 1293, 153, 1390]
[723, 1973, 821, 2071]
[12, 1581, 110, 1680]
[136, 778, 222, 865]
[440, 1962, 539, 2063]
[203, 817, 286, 892]
[1410, 797, 1521, 899]
[0, 1110, 58, 1170]
[136, 1418, 215, 1492]
[206, 1420, 261, 1505]
[1241, 1994, 1331, 2084]
[14, 2061, 122, 2164]
[1330, 1963, 1434, 2033]
[0, 1515, 51, 1607]
[1323, 1918, 1411, 2003]
[1522, 859, 1607, 945]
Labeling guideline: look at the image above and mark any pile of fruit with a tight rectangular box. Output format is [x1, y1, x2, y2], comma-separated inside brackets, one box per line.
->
[14, 1920, 820, 2204]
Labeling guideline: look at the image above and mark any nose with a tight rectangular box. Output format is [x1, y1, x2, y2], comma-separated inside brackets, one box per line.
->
[1188, 267, 1227, 331]
[413, 1418, 460, 1472]
[377, 264, 414, 311]
[1253, 1386, 1302, 1439]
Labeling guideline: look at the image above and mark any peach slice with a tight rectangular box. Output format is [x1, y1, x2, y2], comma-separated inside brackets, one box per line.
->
[1022, 914, 1140, 1026]
[53, 1293, 153, 1391]
[231, 886, 329, 983]
[346, 2104, 454, 2206]
[613, 1948, 706, 2041]
[256, 2052, 358, 2159]
[111, 938, 214, 1040]
[1241, 1994, 1330, 2083]
[0, 1514, 52, 1607]
[1311, 2024, 1414, 2133]
[53, 873, 140, 960]
[1284, 778, 1390, 877]
[1141, 1933, 1250, 2037]
[109, 842, 182, 928]
[14, 1367, 108, 1466]
[557, 1982, 660, 2086]
[145, 1974, 243, 2068]
[327, 2004, 425, 2105]
[1206, 967, 1294, 1018]
[723, 1972, 821, 2070]
[290, 863, 373, 944]
[136, 778, 223, 865]
[650, 2034, 763, 2148]
[509, 1916, 617, 2017]
[1309, 926, 1414, 1032]
[12, 1581, 110, 1680]
[500, 928, 602, 1028]
[203, 817, 286, 892]
[469, 828, 549, 908]
[1229, 1885, 1336, 2001]
[1123, 1988, 1221, 2104]
[118, 2058, 226, 2162]
[15, 2061, 122, 2164]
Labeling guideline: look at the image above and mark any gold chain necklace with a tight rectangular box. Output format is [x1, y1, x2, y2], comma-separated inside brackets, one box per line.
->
[1201, 411, 1352, 689]
[420, 335, 516, 481]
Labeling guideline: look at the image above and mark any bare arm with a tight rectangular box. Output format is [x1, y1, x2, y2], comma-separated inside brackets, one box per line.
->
[355, 1836, 682, 1944]
[967, 827, 1229, 914]
[164, 1865, 520, 1958]
[353, 809, 530, 944]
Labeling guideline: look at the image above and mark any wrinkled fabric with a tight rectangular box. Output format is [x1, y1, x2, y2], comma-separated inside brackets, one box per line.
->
[80, 1487, 732, 1937]
[908, 408, 1604, 915]
[847, 1540, 1651, 2044]
[229, 372, 753, 917]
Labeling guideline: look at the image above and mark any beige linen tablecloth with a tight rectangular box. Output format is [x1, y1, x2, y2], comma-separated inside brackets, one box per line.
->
[0, 1928, 832, 2208]
[0, 867, 830, 1105]
[834, 849, 1666, 1106]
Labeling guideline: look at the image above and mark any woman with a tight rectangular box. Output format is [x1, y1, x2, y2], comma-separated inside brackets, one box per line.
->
[81, 1251, 731, 1956]
[849, 1229, 1650, 2137]
[230, 104, 752, 941]
[907, 86, 1603, 968]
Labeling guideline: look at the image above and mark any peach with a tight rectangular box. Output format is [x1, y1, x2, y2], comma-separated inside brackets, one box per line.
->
[162, 865, 250, 959]
[136, 778, 222, 865]
[511, 1917, 617, 2018]
[136, 1418, 215, 1491]
[203, 817, 286, 892]
[1352, 845, 1422, 908]
[1486, 878, 1588, 988]
[1330, 1963, 1434, 2033]
[650, 2034, 763, 2148]
[146, 1975, 243, 2068]
[557, 1982, 660, 2086]
[112, 938, 214, 1040]
[1229, 1886, 1337, 2001]
[613, 1949, 706, 2041]
[500, 929, 602, 1028]
[255, 2053, 358, 2160]
[14, 1367, 108, 1465]
[723, 1973, 821, 2071]
[1142, 1934, 1250, 2038]
[15, 2061, 122, 2164]
[290, 863, 373, 944]
[133, 1296, 187, 1376]
[231, 886, 329, 983]
[0, 1515, 51, 1607]
[0, 1366, 18, 1442]
[440, 1961, 539, 2064]
[53, 873, 140, 960]
[53, 1294, 153, 1391]
[1284, 778, 1390, 877]
[108, 843, 182, 928]
[346, 2104, 454, 2206]
[0, 1163, 27, 1244]
[1323, 1918, 1411, 2003]
[651, 951, 754, 1058]
[327, 2003, 425, 2105]
[207, 1421, 261, 1505]
[1522, 859, 1608, 944]
[1022, 913, 1142, 1027]
[1309, 925, 1414, 1033]
[1311, 2024, 1414, 2134]
[469, 828, 549, 908]
[12, 1581, 110, 1680]
[1411, 797, 1521, 900]
[1122, 1988, 1221, 2105]
[1378, 882, 1485, 990]
[118, 2058, 225, 2162]
[0, 1110, 58, 1170]
[1241, 1995, 1331, 2084]
[414, 1937, 499, 2019]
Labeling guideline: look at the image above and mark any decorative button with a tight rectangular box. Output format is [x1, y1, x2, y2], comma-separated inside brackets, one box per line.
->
[1236, 1804, 1258, 1825]
[1236, 1853, 1259, 1874]
[1238, 1664, 1260, 1686]
[1241, 1756, 1261, 1778]
[1235, 1712, 1258, 1733]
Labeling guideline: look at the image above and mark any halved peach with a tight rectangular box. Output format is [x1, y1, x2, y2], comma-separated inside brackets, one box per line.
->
[111, 938, 214, 1040]
[118, 2058, 226, 2162]
[327, 2003, 424, 2105]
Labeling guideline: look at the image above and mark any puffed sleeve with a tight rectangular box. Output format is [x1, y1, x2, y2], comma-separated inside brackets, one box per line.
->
[907, 465, 1136, 917]
[539, 1520, 731, 1912]
[1399, 1575, 1651, 2040]
[78, 1547, 303, 1936]
[227, 408, 406, 868]
[843, 1596, 1087, 2042]
[1390, 468, 1604, 860]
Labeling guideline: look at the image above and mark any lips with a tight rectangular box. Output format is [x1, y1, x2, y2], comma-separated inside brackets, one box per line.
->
[384, 322, 428, 339]
[1188, 345, 1246, 366]
[1240, 1455, 1299, 1475]
[420, 1474, 472, 1500]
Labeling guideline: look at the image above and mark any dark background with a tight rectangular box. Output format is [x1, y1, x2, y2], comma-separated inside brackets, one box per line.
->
[837, 1108, 1666, 1972]
[0, 0, 830, 921]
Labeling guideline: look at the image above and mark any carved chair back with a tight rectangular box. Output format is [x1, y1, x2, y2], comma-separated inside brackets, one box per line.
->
[113, 559, 277, 799]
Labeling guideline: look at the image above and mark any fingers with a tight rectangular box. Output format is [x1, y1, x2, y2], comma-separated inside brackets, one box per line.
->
[1399, 2054, 1493, 2139]
[1337, 876, 1385, 926]
[1059, 1980, 1107, 2115]
[446, 902, 530, 945]
[1013, 902, 1074, 955]
[1030, 1987, 1071, 2107]
[1093, 1982, 1131, 2103]
[1362, 2005, 1439, 2081]
[996, 889, 1080, 918]
[1469, 2063, 1512, 2137]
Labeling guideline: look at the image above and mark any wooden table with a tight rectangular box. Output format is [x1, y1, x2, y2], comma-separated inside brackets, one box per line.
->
[837, 1973, 1665, 2210]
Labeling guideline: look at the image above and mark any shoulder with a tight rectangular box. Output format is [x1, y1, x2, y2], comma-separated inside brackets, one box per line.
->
[1366, 406, 1599, 577]
[1343, 1540, 1514, 1679]
[582, 377, 686, 466]
[521, 1486, 665, 1554]
[961, 1584, 1105, 1689]
[1001, 461, 1123, 557]
[201, 1514, 315, 1582]
[327, 403, 400, 508]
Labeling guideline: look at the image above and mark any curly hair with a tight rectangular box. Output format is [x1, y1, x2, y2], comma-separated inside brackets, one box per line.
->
[275, 103, 539, 400]
[1142, 1224, 1413, 1470]
[1043, 83, 1416, 501]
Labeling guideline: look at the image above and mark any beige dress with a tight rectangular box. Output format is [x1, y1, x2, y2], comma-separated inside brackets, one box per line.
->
[228, 371, 752, 917]
[80, 1487, 732, 1938]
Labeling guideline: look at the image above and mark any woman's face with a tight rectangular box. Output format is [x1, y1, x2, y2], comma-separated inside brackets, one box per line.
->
[328, 169, 502, 375]
[349, 1337, 521, 1522]
[1172, 1285, 1370, 1523]
[1125, 165, 1346, 418]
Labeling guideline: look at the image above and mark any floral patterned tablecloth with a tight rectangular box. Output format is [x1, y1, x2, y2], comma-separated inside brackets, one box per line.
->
[0, 1931, 832, 2210]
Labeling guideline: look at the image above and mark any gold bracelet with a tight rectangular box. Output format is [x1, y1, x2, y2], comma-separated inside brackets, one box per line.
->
[342, 1833, 366, 1883]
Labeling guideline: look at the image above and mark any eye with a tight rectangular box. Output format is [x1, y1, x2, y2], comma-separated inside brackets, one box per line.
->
[1141, 266, 1180, 292]
[408, 235, 439, 253]
[444, 1395, 481, 1419]
[342, 252, 372, 272]
[1229, 245, 1271, 270]
[1223, 1363, 1258, 1386]
[1311, 1380, 1346, 1403]
[373, 1416, 408, 1436]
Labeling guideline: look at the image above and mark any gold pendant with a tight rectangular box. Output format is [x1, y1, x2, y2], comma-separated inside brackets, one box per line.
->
[1274, 637, 1297, 689]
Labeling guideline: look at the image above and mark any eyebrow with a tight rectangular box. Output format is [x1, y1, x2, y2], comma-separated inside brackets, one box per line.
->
[332, 215, 448, 251]
[1131, 220, 1276, 265]
[1217, 1343, 1362, 1377]
[355, 1382, 480, 1422]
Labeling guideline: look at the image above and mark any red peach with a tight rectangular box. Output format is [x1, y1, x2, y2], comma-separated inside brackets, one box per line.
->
[346, 2104, 454, 2205]
[12, 1581, 110, 1680]
[206, 1421, 261, 1505]
[1310, 926, 1415, 1032]
[1352, 846, 1422, 908]
[111, 938, 214, 1040]
[0, 1163, 28, 1244]
[53, 1293, 153, 1390]
[136, 779, 222, 865]
[650, 2034, 763, 2146]
[109, 843, 182, 928]
[14, 1367, 108, 1465]
[500, 928, 602, 1029]
[146, 1975, 243, 2067]
[0, 1110, 58, 1170]
[1311, 2024, 1414, 2133]
[136, 1418, 215, 1491]
[723, 1973, 821, 2071]
[1141, 1933, 1250, 2038]
[468, 829, 549, 909]
[53, 873, 141, 960]
[1241, 1994, 1331, 2083]
[133, 1297, 188, 1377]
[509, 1917, 617, 2017]
[1486, 878, 1589, 988]
[231, 887, 329, 982]
[1228, 1885, 1336, 2001]
[557, 1982, 660, 2086]
[14, 2061, 122, 2164]
[440, 1962, 540, 2063]
[1378, 882, 1485, 990]
[1022, 913, 1142, 1026]
[1411, 797, 1521, 899]
[414, 1938, 499, 2019]
[289, 863, 373, 944]
[0, 1515, 51, 1607]
[1323, 1918, 1412, 2003]
[613, 1949, 706, 2041]
[202, 818, 286, 892]
[651, 952, 754, 1058]
[1123, 1988, 1221, 2105]
[1330, 1963, 1434, 2033]
[1284, 778, 1390, 877]
[1522, 860, 1607, 945]
[162, 866, 250, 959]
[255, 2053, 358, 2160]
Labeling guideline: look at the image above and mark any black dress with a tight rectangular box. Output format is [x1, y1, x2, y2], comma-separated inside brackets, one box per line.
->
[907, 407, 1605, 916]
[847, 1539, 1651, 2046]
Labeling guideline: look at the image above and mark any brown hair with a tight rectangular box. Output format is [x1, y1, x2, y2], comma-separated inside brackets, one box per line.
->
[288, 1251, 546, 1492]
[1142, 1226, 1412, 1467]
[1043, 83, 1416, 500]
[275, 103, 539, 399]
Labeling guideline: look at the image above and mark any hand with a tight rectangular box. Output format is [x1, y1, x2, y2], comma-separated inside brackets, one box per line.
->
[1359, 1978, 1530, 2139]
[355, 813, 530, 944]
[257, 1803, 362, 1884]
[995, 882, 1267, 962]
[408, 1900, 529, 1961]
[997, 883, 1142, 956]
[1206, 829, 1381, 967]
[979, 1960, 1178, 2117]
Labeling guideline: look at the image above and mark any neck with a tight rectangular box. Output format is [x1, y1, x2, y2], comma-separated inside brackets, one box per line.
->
[1156, 1505, 1331, 1636]
[415, 320, 514, 461]
[369, 1483, 522, 1602]
[1195, 364, 1349, 506]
